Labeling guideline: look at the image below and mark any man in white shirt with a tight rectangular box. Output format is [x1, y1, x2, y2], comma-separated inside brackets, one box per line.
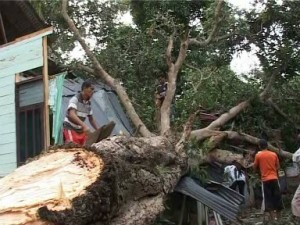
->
[63, 80, 99, 145]
[224, 160, 246, 195]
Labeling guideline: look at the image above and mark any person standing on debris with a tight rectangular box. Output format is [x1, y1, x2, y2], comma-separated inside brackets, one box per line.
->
[291, 134, 300, 217]
[63, 80, 99, 145]
[224, 160, 246, 195]
[253, 139, 283, 221]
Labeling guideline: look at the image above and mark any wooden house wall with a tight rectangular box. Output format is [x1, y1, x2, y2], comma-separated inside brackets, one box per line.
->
[0, 30, 50, 177]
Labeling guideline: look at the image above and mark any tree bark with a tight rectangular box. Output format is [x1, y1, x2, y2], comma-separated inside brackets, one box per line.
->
[190, 129, 293, 159]
[0, 136, 186, 225]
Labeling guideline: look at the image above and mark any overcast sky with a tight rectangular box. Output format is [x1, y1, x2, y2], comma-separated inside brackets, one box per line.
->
[226, 0, 261, 75]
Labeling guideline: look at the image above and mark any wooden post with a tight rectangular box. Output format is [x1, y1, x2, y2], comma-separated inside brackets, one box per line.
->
[178, 195, 186, 225]
[42, 37, 50, 149]
[15, 73, 20, 83]
[0, 11, 7, 43]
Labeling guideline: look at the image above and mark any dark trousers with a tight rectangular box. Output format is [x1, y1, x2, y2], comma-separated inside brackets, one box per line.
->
[230, 180, 245, 196]
[262, 179, 283, 212]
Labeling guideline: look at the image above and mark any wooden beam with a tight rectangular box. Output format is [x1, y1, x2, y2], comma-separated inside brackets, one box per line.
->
[16, 27, 53, 42]
[15, 73, 20, 83]
[0, 26, 53, 49]
[0, 11, 7, 43]
[42, 37, 50, 149]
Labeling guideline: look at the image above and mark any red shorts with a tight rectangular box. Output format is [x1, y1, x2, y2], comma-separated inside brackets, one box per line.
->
[63, 129, 87, 145]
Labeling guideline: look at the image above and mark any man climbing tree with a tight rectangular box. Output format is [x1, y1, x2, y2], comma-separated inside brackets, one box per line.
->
[155, 76, 168, 108]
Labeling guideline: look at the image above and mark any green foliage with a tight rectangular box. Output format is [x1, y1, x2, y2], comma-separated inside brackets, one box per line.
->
[93, 26, 169, 130]
[31, 0, 122, 61]
[186, 138, 209, 182]
[33, 0, 300, 153]
[246, 0, 300, 81]
[175, 66, 258, 129]
[131, 0, 211, 31]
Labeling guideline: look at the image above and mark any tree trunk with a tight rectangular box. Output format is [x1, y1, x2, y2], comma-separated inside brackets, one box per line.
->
[0, 136, 187, 225]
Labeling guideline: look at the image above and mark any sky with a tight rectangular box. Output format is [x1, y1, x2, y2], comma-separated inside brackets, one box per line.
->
[70, 0, 262, 75]
[226, 0, 261, 75]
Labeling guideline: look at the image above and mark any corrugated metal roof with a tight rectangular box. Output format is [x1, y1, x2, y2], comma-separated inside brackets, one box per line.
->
[206, 180, 245, 206]
[62, 77, 113, 97]
[175, 177, 244, 222]
[207, 162, 225, 183]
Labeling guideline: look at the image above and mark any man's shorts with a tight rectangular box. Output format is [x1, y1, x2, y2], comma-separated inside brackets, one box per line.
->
[63, 129, 87, 145]
[262, 179, 283, 212]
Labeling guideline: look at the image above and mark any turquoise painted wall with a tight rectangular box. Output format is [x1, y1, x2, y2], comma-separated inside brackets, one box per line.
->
[0, 74, 16, 176]
[0, 31, 51, 177]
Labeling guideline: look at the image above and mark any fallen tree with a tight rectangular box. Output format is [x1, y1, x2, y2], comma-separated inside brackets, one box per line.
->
[4, 0, 295, 224]
[0, 137, 186, 225]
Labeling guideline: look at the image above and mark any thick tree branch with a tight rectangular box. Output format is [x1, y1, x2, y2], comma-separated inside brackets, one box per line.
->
[185, 64, 214, 91]
[76, 63, 95, 74]
[188, 0, 225, 47]
[190, 129, 292, 159]
[175, 109, 201, 153]
[174, 35, 189, 71]
[189, 33, 233, 46]
[161, 0, 229, 135]
[61, 0, 153, 137]
[166, 34, 174, 68]
[259, 71, 277, 101]
[201, 149, 245, 165]
[161, 36, 190, 135]
[266, 98, 300, 129]
[224, 131, 292, 158]
[207, 100, 250, 130]
[110, 195, 164, 225]
[190, 67, 278, 137]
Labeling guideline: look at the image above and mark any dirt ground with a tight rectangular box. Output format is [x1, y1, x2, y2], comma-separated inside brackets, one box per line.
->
[239, 193, 300, 225]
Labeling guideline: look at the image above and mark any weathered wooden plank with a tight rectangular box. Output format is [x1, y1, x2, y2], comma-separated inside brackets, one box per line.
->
[0, 113, 15, 126]
[0, 94, 14, 105]
[43, 37, 50, 149]
[0, 38, 43, 75]
[0, 76, 14, 88]
[0, 142, 15, 155]
[0, 133, 16, 145]
[0, 84, 14, 97]
[0, 152, 16, 161]
[0, 27, 52, 50]
[0, 74, 14, 121]
[0, 37, 42, 62]
[0, 113, 15, 123]
[0, 104, 14, 116]
[19, 80, 44, 107]
[1, 58, 43, 77]
[0, 127, 15, 136]
[0, 122, 15, 135]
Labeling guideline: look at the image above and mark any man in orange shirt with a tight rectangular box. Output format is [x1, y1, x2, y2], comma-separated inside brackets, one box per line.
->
[253, 139, 283, 221]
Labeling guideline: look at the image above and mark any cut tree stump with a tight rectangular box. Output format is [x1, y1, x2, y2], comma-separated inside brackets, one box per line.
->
[0, 136, 186, 225]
